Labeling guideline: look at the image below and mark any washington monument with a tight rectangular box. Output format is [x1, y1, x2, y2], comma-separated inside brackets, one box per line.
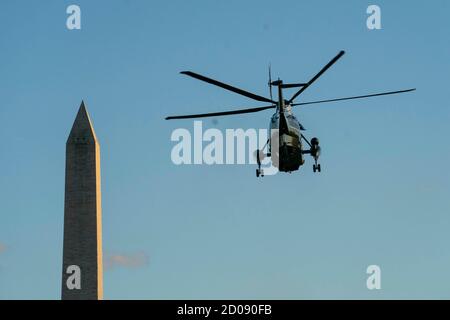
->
[62, 101, 103, 300]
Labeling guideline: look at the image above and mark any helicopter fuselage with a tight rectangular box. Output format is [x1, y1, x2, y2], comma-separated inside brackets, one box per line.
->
[269, 105, 304, 172]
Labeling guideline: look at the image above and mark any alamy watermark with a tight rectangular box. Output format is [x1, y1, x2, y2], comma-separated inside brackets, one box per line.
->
[366, 265, 381, 290]
[170, 121, 279, 175]
[64, 4, 381, 31]
[367, 5, 382, 30]
[66, 5, 81, 30]
[66, 265, 81, 290]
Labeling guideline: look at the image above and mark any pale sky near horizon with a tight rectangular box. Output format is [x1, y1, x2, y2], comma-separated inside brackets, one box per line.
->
[1, 0, 450, 299]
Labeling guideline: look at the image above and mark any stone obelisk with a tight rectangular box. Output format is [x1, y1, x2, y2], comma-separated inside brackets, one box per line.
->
[62, 101, 103, 300]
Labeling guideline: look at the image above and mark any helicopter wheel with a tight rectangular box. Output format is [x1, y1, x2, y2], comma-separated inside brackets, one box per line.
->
[317, 164, 321, 172]
[313, 165, 316, 172]
[313, 164, 321, 173]
[256, 169, 264, 177]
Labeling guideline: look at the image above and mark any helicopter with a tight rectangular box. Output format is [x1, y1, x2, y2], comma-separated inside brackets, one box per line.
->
[166, 50, 415, 177]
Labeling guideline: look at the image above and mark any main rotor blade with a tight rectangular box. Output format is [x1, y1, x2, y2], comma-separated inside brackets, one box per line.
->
[288, 50, 345, 104]
[165, 105, 276, 120]
[181, 71, 275, 104]
[280, 83, 307, 89]
[291, 88, 416, 107]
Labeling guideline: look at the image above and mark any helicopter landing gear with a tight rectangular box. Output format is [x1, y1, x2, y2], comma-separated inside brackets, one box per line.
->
[255, 140, 269, 178]
[256, 168, 264, 177]
[301, 134, 322, 173]
[311, 138, 321, 173]
[256, 149, 265, 177]
[313, 163, 321, 173]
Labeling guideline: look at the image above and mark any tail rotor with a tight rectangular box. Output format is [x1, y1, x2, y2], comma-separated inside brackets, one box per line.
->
[268, 64, 273, 101]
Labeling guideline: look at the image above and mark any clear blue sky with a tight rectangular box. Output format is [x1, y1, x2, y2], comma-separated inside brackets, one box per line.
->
[0, 0, 449, 299]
